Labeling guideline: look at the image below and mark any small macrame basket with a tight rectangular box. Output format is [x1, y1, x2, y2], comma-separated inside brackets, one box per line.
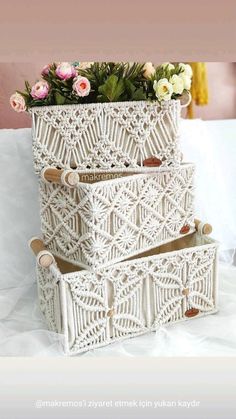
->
[30, 227, 218, 355]
[39, 163, 195, 270]
[30, 97, 190, 174]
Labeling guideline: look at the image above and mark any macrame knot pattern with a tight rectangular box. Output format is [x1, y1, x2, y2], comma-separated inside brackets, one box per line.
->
[31, 100, 181, 173]
[39, 164, 195, 270]
[36, 235, 218, 355]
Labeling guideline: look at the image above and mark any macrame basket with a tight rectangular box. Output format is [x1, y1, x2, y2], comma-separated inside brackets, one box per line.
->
[30, 99, 188, 173]
[39, 163, 195, 270]
[30, 231, 218, 355]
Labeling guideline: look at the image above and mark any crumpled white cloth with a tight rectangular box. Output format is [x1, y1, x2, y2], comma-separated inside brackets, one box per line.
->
[180, 118, 236, 264]
[0, 120, 236, 356]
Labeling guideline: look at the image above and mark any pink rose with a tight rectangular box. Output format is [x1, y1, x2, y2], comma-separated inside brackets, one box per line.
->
[10, 92, 26, 112]
[31, 81, 49, 100]
[41, 64, 51, 77]
[55, 62, 76, 80]
[73, 76, 91, 97]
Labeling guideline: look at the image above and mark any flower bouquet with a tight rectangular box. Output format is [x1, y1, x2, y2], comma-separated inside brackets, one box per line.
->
[10, 62, 192, 172]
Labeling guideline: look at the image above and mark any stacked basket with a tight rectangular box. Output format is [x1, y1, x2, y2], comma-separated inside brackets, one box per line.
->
[29, 98, 219, 355]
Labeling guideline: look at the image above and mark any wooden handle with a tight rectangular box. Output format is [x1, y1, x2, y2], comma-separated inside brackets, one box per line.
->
[29, 237, 54, 268]
[194, 219, 212, 235]
[180, 91, 192, 108]
[42, 168, 80, 187]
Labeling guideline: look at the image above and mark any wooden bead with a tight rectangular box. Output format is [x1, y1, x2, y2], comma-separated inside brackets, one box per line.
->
[182, 288, 190, 296]
[107, 308, 114, 318]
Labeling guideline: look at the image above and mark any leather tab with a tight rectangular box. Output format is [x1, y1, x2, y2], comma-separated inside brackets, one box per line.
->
[185, 308, 199, 318]
[143, 157, 162, 167]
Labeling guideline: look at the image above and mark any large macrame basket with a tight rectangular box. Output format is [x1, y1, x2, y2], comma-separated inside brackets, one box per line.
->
[39, 163, 195, 270]
[30, 232, 218, 355]
[30, 99, 188, 173]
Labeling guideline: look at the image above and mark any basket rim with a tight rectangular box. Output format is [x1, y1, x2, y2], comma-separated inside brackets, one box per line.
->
[55, 233, 219, 280]
[40, 162, 195, 189]
[29, 98, 181, 113]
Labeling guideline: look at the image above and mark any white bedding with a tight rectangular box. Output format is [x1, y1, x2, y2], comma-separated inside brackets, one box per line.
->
[0, 119, 236, 356]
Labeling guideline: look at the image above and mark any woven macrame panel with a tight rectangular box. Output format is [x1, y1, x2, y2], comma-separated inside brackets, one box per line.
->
[36, 234, 218, 355]
[63, 272, 110, 352]
[37, 265, 61, 333]
[62, 267, 147, 354]
[31, 100, 181, 173]
[39, 164, 195, 270]
[150, 245, 217, 327]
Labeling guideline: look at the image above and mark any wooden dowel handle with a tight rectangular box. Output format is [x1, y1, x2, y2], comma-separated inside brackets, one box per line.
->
[29, 237, 54, 268]
[42, 168, 80, 187]
[194, 219, 212, 235]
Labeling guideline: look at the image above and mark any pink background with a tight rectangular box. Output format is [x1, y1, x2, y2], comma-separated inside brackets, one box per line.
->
[0, 62, 235, 129]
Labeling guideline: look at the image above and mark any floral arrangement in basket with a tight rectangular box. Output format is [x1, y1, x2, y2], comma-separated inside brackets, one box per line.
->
[10, 62, 192, 112]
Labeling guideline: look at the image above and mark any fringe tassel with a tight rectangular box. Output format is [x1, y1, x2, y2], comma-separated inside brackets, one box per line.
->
[187, 63, 209, 118]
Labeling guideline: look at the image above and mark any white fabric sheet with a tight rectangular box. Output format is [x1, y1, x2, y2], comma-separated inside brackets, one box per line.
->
[180, 118, 236, 263]
[0, 119, 236, 356]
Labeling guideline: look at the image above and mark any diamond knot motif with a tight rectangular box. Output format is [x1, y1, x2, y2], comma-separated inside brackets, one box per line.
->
[40, 165, 194, 269]
[32, 101, 181, 172]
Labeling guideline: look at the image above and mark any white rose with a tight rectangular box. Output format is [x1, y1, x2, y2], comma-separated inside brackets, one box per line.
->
[143, 62, 155, 79]
[179, 63, 193, 78]
[77, 62, 94, 70]
[161, 62, 175, 71]
[179, 73, 192, 90]
[184, 64, 193, 77]
[153, 78, 173, 101]
[170, 74, 184, 95]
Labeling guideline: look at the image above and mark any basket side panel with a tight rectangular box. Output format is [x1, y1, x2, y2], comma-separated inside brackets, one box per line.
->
[58, 237, 218, 355]
[31, 101, 181, 173]
[150, 243, 218, 328]
[64, 263, 148, 354]
[39, 165, 195, 270]
[36, 265, 62, 333]
[63, 272, 110, 354]
[106, 264, 147, 339]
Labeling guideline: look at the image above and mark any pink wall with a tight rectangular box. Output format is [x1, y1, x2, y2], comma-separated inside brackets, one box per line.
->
[0, 62, 235, 129]
[192, 62, 236, 120]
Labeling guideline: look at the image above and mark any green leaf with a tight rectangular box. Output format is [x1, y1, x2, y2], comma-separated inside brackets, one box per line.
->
[123, 80, 146, 101]
[98, 75, 125, 102]
[96, 94, 107, 103]
[16, 90, 29, 99]
[132, 88, 146, 101]
[24, 81, 31, 93]
[54, 91, 66, 105]
[124, 79, 136, 96]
